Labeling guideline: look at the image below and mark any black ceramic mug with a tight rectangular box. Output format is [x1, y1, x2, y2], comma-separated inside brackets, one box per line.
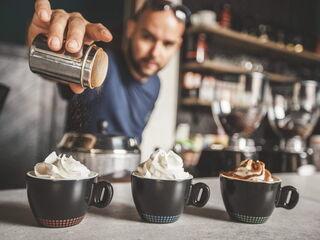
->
[26, 171, 113, 228]
[131, 173, 210, 223]
[220, 174, 299, 224]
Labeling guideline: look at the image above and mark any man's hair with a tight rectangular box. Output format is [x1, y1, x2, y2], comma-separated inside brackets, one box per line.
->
[131, 1, 151, 21]
[131, 0, 191, 27]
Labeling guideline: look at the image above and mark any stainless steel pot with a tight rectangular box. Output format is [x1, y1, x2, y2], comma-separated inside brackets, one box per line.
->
[57, 132, 141, 181]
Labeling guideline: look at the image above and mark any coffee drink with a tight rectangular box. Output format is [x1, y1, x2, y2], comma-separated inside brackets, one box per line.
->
[131, 149, 210, 223]
[26, 152, 113, 228]
[220, 159, 299, 224]
[222, 159, 274, 182]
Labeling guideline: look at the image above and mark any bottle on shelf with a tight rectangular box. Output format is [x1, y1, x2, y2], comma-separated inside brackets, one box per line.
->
[185, 32, 208, 63]
[199, 76, 215, 102]
[258, 24, 270, 43]
[219, 4, 232, 29]
[196, 33, 208, 63]
[185, 32, 197, 62]
[182, 72, 202, 98]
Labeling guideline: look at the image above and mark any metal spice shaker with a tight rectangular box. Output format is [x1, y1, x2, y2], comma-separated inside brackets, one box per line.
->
[29, 34, 108, 89]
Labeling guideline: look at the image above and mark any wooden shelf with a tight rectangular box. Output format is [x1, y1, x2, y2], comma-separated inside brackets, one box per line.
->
[180, 98, 211, 107]
[189, 25, 320, 65]
[182, 61, 297, 82]
[183, 61, 249, 75]
[264, 72, 297, 82]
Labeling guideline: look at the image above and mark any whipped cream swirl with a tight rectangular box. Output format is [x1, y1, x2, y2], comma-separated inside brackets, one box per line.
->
[34, 151, 91, 180]
[224, 159, 273, 182]
[134, 149, 191, 180]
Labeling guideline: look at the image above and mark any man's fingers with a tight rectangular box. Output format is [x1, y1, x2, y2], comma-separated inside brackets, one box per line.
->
[65, 13, 87, 53]
[83, 36, 94, 45]
[27, 12, 49, 46]
[35, 0, 52, 22]
[30, 4, 113, 52]
[69, 83, 85, 94]
[47, 10, 69, 51]
[86, 23, 113, 43]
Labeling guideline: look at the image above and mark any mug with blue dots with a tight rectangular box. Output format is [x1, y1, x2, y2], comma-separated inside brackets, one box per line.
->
[131, 173, 210, 224]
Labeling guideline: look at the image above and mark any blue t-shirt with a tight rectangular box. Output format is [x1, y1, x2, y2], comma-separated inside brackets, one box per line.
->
[58, 49, 160, 143]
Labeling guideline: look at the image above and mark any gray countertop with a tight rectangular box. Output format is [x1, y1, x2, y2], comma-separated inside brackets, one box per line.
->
[0, 173, 319, 240]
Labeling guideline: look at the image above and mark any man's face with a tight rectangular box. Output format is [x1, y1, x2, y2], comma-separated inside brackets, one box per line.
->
[126, 9, 185, 79]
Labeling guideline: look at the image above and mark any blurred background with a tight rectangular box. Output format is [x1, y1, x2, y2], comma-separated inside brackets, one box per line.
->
[1, 0, 320, 188]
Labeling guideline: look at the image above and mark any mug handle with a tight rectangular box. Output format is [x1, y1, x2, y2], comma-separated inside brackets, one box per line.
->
[187, 182, 210, 207]
[276, 185, 299, 209]
[90, 181, 114, 208]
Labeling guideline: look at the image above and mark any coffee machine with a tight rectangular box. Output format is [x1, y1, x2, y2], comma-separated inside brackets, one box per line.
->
[196, 72, 269, 177]
[260, 80, 320, 174]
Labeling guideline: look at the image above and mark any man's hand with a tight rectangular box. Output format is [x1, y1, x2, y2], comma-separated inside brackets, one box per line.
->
[28, 0, 113, 94]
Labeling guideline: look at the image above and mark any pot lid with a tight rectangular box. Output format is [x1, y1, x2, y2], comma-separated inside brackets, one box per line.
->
[57, 120, 140, 153]
[57, 132, 140, 153]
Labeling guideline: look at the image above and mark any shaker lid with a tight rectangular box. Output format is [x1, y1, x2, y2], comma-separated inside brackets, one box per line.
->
[90, 48, 109, 88]
[57, 132, 140, 154]
[81, 44, 108, 89]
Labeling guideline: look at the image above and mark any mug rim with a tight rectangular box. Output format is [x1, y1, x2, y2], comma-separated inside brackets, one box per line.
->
[131, 172, 193, 182]
[26, 171, 98, 181]
[219, 173, 281, 184]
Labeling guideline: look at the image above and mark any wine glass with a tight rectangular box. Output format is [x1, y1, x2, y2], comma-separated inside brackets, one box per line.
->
[211, 72, 269, 155]
[268, 80, 320, 153]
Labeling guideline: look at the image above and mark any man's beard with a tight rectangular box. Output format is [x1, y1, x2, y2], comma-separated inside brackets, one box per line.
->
[126, 40, 161, 79]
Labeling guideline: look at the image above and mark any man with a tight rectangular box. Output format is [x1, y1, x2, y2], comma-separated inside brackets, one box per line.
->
[28, 0, 190, 143]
